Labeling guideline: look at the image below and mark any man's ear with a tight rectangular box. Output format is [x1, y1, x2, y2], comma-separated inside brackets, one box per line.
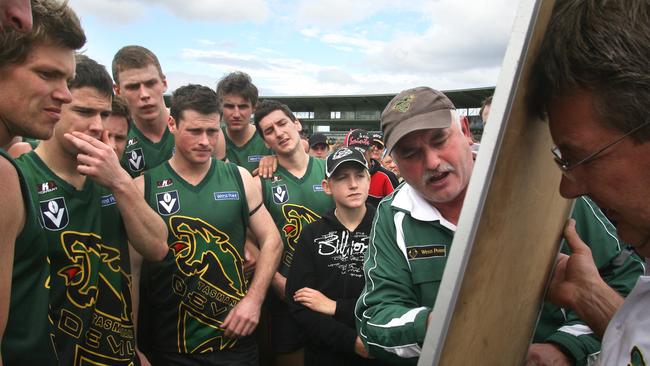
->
[162, 74, 168, 93]
[322, 179, 332, 195]
[459, 115, 475, 144]
[168, 116, 177, 133]
[113, 83, 121, 96]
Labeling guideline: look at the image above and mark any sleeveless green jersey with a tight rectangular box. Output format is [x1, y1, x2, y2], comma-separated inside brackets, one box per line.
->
[121, 123, 175, 177]
[0, 149, 56, 366]
[261, 156, 334, 276]
[15, 151, 137, 366]
[222, 127, 272, 173]
[142, 159, 250, 354]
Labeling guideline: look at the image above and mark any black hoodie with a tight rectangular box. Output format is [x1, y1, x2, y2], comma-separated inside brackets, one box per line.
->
[286, 205, 386, 366]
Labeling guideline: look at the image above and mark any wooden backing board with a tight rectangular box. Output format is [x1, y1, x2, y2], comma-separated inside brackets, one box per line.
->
[418, 0, 574, 365]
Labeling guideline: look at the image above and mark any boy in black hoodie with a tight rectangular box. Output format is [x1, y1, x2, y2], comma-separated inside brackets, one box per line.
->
[286, 147, 385, 366]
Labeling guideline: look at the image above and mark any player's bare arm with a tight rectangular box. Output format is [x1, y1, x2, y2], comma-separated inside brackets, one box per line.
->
[128, 245, 151, 366]
[0, 160, 25, 359]
[221, 168, 282, 338]
[252, 174, 287, 299]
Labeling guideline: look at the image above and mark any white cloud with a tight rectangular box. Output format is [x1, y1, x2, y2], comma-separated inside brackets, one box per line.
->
[196, 39, 216, 46]
[154, 0, 270, 22]
[70, 0, 146, 23]
[317, 68, 356, 85]
[181, 49, 273, 70]
[320, 33, 384, 55]
[70, 0, 270, 24]
[72, 0, 518, 95]
[292, 0, 517, 85]
[295, 0, 396, 27]
[166, 71, 220, 91]
[299, 28, 320, 38]
[178, 45, 499, 96]
[353, 0, 518, 84]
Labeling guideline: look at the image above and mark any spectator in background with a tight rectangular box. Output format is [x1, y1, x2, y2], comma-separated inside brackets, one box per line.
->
[308, 132, 329, 159]
[381, 153, 401, 182]
[369, 131, 385, 162]
[345, 129, 398, 207]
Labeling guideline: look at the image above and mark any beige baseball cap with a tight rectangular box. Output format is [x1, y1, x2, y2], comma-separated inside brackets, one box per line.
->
[381, 86, 456, 153]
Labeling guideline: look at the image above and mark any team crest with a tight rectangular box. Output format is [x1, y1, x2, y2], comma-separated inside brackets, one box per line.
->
[127, 148, 145, 172]
[156, 190, 180, 215]
[272, 185, 289, 204]
[39, 197, 69, 231]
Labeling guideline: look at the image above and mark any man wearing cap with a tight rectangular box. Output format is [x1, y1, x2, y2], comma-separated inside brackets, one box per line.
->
[286, 146, 385, 366]
[308, 132, 329, 159]
[345, 129, 398, 207]
[368, 132, 385, 161]
[368, 131, 400, 189]
[354, 87, 643, 365]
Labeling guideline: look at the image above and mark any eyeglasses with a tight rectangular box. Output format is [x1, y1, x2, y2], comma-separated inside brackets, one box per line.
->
[551, 120, 650, 179]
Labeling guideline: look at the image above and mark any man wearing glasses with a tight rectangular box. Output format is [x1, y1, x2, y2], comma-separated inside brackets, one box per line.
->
[529, 0, 650, 364]
[354, 86, 643, 365]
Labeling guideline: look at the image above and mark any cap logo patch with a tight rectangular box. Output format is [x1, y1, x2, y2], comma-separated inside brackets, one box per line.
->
[348, 136, 370, 146]
[332, 148, 353, 160]
[393, 94, 415, 113]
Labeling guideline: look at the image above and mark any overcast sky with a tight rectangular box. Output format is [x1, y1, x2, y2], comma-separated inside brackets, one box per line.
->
[68, 0, 519, 96]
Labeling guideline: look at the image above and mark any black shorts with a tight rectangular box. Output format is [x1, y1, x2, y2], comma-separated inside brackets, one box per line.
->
[151, 336, 258, 366]
[265, 293, 305, 353]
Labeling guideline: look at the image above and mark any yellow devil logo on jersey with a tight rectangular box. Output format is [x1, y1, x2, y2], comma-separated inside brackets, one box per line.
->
[167, 215, 246, 353]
